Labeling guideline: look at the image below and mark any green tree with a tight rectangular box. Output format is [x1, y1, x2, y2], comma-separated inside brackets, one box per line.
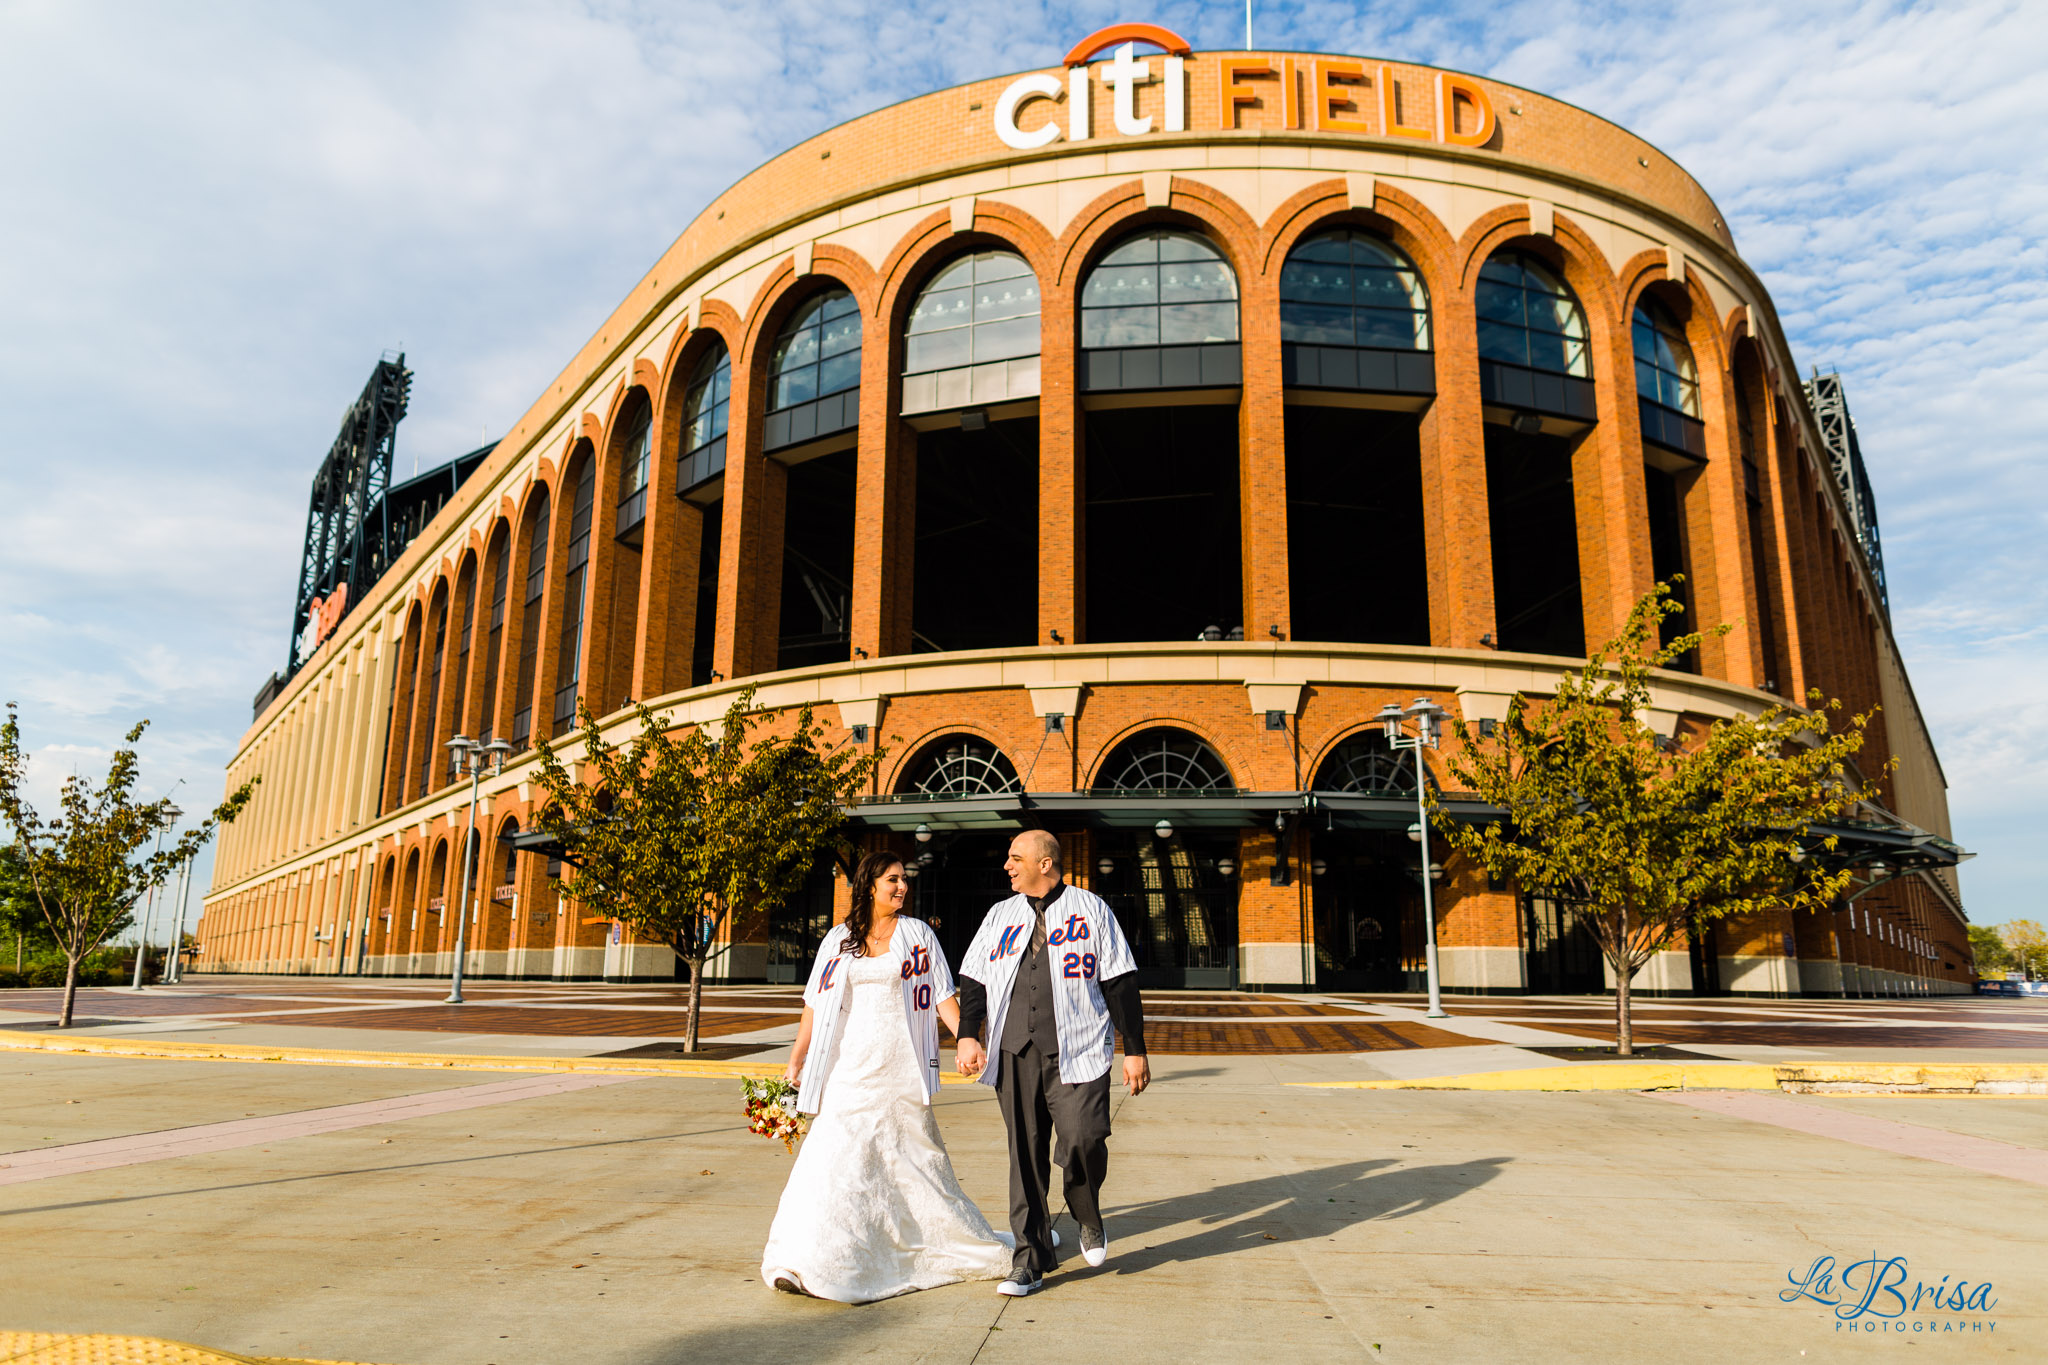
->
[2, 841, 51, 975]
[0, 705, 256, 1026]
[1431, 582, 1884, 1055]
[530, 688, 882, 1051]
[2002, 920, 2048, 981]
[1968, 924, 2013, 978]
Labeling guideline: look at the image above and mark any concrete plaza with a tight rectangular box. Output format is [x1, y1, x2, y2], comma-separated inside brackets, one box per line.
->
[1, 1033, 2040, 1364]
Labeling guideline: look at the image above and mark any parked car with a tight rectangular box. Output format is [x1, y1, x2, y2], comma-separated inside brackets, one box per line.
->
[1977, 979, 2047, 997]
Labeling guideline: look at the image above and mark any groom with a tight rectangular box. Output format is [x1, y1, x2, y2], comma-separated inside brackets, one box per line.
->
[955, 829, 1149, 1297]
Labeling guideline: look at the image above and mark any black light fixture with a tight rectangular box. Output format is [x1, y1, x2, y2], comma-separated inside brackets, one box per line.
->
[1200, 624, 1223, 641]
[1044, 712, 1064, 733]
[960, 408, 988, 431]
[1049, 628, 1064, 644]
[1478, 718, 1498, 738]
[1265, 710, 1287, 731]
[1511, 411, 1543, 434]
[850, 723, 869, 743]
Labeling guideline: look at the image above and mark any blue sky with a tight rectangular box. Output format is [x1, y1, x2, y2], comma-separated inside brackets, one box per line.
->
[1, 0, 2041, 932]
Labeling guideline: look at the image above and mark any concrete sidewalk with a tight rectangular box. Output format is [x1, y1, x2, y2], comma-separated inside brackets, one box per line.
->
[2, 1048, 2039, 1363]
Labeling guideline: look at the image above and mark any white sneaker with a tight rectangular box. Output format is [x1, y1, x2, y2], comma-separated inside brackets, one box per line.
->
[1080, 1225, 1108, 1267]
[997, 1270, 1044, 1297]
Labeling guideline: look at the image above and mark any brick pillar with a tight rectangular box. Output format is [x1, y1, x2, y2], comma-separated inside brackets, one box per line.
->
[1573, 312, 1656, 652]
[1419, 277, 1496, 647]
[851, 331, 915, 658]
[715, 378, 783, 680]
[1238, 262, 1291, 640]
[1235, 826, 1308, 988]
[1039, 277, 1083, 644]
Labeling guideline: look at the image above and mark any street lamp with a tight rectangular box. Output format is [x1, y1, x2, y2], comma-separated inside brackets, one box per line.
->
[163, 848, 195, 984]
[443, 736, 512, 1003]
[1379, 697, 1448, 1018]
[132, 804, 182, 990]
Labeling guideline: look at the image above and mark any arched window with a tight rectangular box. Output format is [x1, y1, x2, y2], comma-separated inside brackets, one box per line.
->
[1633, 297, 1698, 417]
[765, 288, 861, 452]
[416, 587, 448, 798]
[498, 818, 521, 889]
[901, 250, 1040, 415]
[1312, 732, 1424, 795]
[509, 488, 549, 749]
[1080, 230, 1239, 391]
[552, 452, 596, 738]
[478, 523, 509, 745]
[678, 343, 730, 494]
[898, 734, 1021, 796]
[614, 395, 652, 541]
[1094, 728, 1234, 793]
[1633, 295, 1705, 458]
[1280, 229, 1433, 394]
[1477, 251, 1594, 421]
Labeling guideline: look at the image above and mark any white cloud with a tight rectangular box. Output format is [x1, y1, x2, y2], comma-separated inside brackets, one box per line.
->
[1, 0, 2040, 923]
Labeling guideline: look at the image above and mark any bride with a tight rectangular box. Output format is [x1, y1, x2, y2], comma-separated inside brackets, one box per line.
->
[760, 850, 1012, 1302]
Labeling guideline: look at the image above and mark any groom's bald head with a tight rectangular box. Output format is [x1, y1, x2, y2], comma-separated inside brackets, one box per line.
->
[1004, 829, 1063, 896]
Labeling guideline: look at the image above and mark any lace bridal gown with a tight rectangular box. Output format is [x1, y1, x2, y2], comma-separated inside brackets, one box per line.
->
[760, 952, 1011, 1303]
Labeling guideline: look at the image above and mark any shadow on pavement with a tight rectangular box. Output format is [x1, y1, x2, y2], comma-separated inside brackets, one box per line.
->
[1090, 1155, 1512, 1275]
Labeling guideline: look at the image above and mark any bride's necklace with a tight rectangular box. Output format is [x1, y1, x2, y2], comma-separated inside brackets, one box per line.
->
[863, 914, 898, 958]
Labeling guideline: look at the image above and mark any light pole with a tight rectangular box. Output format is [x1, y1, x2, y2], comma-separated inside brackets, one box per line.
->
[163, 850, 194, 984]
[1376, 699, 1447, 1019]
[443, 735, 512, 1003]
[130, 805, 181, 989]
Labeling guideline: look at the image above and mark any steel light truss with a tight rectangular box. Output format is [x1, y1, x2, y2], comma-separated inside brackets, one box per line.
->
[1804, 369, 1889, 618]
[292, 354, 413, 673]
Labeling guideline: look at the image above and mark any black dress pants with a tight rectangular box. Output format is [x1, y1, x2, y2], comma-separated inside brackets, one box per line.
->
[995, 1040, 1112, 1276]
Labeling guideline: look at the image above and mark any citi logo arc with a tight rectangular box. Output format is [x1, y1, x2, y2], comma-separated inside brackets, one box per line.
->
[993, 22, 1499, 154]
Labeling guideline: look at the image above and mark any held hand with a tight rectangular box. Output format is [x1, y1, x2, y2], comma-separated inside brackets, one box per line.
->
[956, 1037, 987, 1077]
[1122, 1054, 1151, 1095]
[783, 1058, 803, 1087]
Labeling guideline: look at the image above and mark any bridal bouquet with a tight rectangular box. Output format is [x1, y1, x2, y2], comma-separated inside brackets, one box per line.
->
[742, 1075, 810, 1153]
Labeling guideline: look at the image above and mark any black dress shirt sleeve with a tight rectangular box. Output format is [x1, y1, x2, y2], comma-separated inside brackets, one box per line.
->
[956, 977, 988, 1040]
[1100, 971, 1146, 1056]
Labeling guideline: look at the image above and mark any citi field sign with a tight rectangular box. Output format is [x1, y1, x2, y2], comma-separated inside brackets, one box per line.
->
[993, 22, 1499, 151]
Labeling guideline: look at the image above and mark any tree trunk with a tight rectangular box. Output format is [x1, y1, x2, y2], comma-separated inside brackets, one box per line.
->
[684, 953, 703, 1053]
[59, 952, 79, 1028]
[1615, 952, 1634, 1057]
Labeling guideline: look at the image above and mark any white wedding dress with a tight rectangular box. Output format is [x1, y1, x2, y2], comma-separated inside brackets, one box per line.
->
[760, 952, 1011, 1302]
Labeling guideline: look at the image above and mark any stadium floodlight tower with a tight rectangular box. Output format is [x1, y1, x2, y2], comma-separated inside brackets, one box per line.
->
[290, 353, 413, 676]
[1804, 369, 1889, 619]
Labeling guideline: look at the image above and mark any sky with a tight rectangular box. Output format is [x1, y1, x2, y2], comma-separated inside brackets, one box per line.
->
[0, 0, 2042, 936]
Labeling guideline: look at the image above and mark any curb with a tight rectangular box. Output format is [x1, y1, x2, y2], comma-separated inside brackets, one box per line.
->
[0, 1030, 983, 1085]
[1291, 1062, 2048, 1093]
[0, 1330, 385, 1364]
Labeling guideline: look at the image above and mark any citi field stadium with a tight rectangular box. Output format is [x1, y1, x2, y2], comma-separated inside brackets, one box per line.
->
[200, 27, 1970, 998]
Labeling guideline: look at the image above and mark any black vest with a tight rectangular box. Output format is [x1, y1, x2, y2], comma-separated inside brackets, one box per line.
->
[1000, 883, 1064, 1055]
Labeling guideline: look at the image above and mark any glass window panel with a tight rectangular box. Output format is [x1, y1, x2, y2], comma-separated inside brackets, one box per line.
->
[1100, 236, 1159, 266]
[1477, 323, 1529, 366]
[975, 280, 1040, 323]
[1292, 233, 1351, 264]
[1155, 232, 1218, 263]
[1525, 329, 1576, 374]
[1355, 308, 1419, 349]
[1280, 259, 1352, 306]
[816, 349, 861, 397]
[1159, 301, 1237, 344]
[1474, 280, 1527, 325]
[926, 257, 975, 292]
[774, 364, 818, 409]
[819, 313, 861, 358]
[774, 327, 819, 374]
[905, 328, 972, 373]
[821, 291, 858, 322]
[1478, 256, 1523, 285]
[1082, 265, 1157, 308]
[1160, 261, 1236, 303]
[1280, 301, 1354, 345]
[972, 313, 1040, 363]
[906, 285, 970, 333]
[1635, 357, 1661, 402]
[1081, 306, 1157, 347]
[973, 251, 1032, 283]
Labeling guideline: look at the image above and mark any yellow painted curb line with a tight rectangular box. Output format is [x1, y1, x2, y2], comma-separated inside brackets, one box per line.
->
[1291, 1061, 2048, 1093]
[0, 1029, 986, 1085]
[1293, 1063, 1781, 1091]
[0, 1330, 386, 1364]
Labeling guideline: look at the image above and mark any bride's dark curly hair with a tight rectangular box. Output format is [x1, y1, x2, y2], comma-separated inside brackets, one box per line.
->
[842, 849, 907, 957]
